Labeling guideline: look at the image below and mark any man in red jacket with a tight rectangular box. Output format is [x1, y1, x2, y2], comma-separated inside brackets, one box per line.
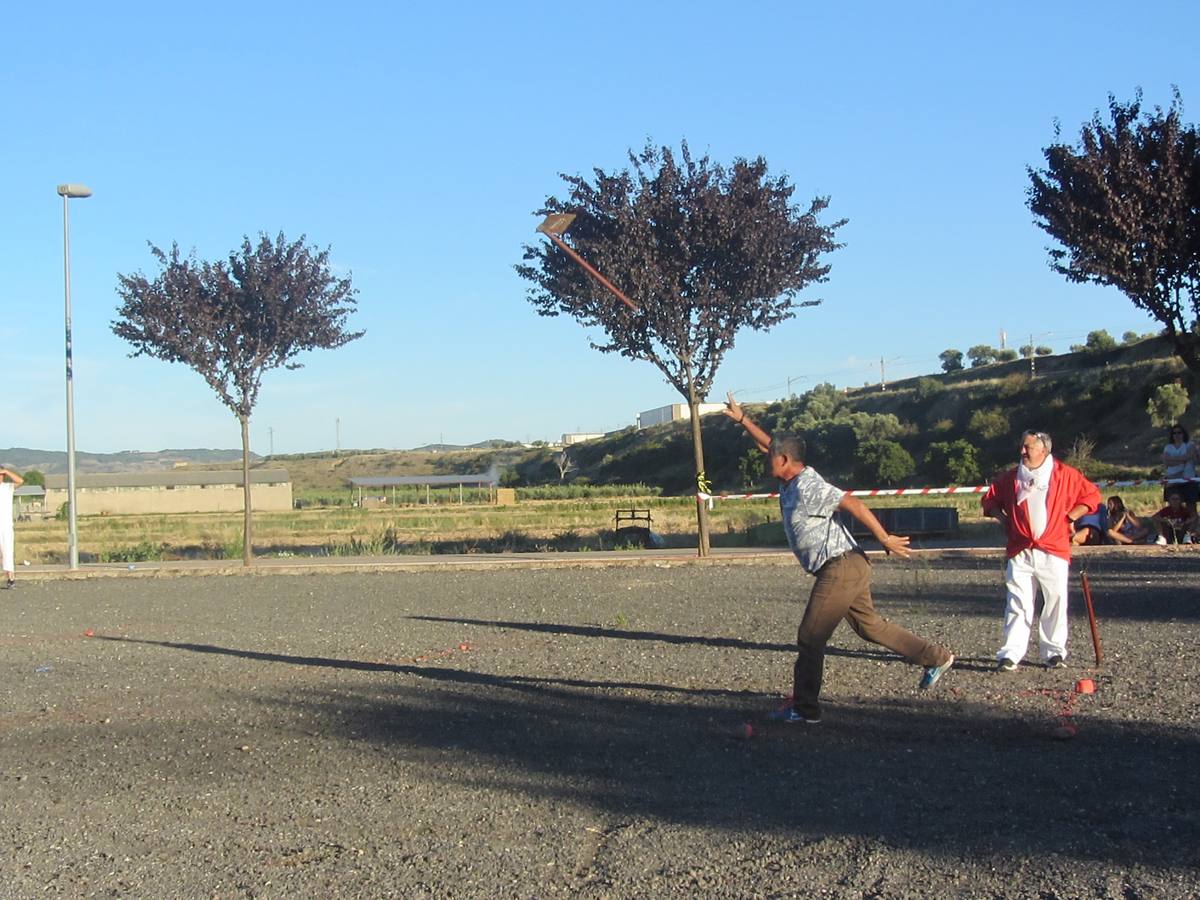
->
[981, 430, 1101, 671]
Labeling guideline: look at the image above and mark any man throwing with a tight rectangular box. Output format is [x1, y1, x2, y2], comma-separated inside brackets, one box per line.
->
[724, 393, 954, 724]
[982, 430, 1101, 671]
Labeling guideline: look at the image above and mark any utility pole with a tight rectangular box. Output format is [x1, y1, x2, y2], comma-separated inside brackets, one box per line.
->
[335, 418, 341, 455]
[999, 330, 1007, 351]
[880, 356, 887, 392]
[1030, 333, 1036, 380]
[787, 374, 805, 398]
[268, 426, 274, 457]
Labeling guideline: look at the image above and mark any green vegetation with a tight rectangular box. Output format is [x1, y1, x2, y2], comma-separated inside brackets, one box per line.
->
[13, 335, 1195, 562]
[1147, 383, 1189, 428]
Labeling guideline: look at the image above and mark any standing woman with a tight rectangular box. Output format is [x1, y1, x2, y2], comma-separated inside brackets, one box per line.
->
[1161, 424, 1199, 511]
[0, 465, 24, 588]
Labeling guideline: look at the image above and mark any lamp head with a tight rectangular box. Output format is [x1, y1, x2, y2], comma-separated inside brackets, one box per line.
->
[56, 184, 93, 198]
[536, 213, 576, 236]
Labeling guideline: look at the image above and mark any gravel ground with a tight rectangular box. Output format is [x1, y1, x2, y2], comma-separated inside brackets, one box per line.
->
[2, 551, 1199, 898]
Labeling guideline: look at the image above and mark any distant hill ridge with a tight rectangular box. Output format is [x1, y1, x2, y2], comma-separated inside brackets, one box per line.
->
[0, 448, 255, 476]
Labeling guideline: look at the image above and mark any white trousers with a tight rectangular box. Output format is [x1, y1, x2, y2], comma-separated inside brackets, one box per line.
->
[0, 513, 13, 576]
[998, 548, 1070, 664]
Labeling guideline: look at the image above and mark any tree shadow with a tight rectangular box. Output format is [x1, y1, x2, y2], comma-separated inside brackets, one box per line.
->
[99, 632, 1199, 873]
[404, 615, 900, 661]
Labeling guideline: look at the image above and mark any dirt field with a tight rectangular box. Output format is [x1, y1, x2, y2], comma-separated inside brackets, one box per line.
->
[2, 552, 1198, 898]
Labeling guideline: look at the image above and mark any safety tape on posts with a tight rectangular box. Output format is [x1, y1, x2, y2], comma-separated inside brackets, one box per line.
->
[696, 477, 1199, 508]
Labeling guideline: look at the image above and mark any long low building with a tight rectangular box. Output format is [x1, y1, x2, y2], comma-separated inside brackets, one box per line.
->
[43, 469, 293, 516]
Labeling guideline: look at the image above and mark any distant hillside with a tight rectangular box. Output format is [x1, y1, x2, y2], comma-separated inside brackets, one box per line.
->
[8, 338, 1191, 496]
[1, 448, 254, 476]
[500, 335, 1195, 494]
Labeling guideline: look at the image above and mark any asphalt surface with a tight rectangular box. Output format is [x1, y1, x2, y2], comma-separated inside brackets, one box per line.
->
[2, 548, 1199, 897]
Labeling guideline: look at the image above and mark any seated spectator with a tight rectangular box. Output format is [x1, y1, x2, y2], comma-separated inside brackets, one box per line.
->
[1161, 424, 1199, 509]
[1152, 491, 1199, 544]
[1072, 504, 1108, 546]
[1105, 496, 1163, 545]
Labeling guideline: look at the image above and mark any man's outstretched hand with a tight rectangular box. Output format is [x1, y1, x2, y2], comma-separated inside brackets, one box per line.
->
[723, 391, 744, 423]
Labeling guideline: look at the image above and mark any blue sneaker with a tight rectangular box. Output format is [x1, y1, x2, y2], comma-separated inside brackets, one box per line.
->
[768, 707, 821, 724]
[919, 654, 954, 690]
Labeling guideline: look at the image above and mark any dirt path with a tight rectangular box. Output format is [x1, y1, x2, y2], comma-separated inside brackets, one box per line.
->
[2, 554, 1198, 897]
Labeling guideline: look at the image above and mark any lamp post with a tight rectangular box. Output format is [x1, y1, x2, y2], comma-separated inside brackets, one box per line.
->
[1028, 332, 1053, 380]
[57, 183, 92, 570]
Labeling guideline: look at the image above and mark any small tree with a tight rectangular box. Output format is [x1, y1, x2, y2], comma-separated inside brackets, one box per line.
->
[938, 349, 964, 372]
[554, 450, 575, 481]
[21, 469, 45, 487]
[114, 233, 363, 565]
[968, 407, 1010, 441]
[1028, 90, 1200, 374]
[518, 141, 843, 555]
[967, 345, 998, 367]
[1085, 329, 1118, 352]
[738, 447, 766, 490]
[996, 348, 1019, 362]
[854, 439, 915, 487]
[924, 439, 982, 485]
[1147, 383, 1189, 427]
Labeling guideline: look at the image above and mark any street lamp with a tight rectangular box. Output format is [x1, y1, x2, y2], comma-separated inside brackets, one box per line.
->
[535, 214, 639, 312]
[57, 183, 92, 570]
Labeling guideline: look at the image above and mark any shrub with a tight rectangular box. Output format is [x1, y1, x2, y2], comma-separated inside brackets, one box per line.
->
[100, 541, 165, 563]
[914, 377, 944, 401]
[968, 407, 1010, 441]
[997, 373, 1028, 399]
[924, 440, 982, 485]
[854, 440, 915, 487]
[1147, 383, 1189, 427]
[738, 448, 766, 489]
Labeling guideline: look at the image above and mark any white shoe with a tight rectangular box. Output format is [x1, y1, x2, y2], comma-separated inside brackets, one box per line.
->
[1156, 535, 1168, 546]
[1183, 534, 1193, 544]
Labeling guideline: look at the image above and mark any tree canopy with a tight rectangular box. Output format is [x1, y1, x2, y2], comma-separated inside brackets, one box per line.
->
[1028, 89, 1200, 372]
[114, 233, 363, 421]
[517, 141, 844, 405]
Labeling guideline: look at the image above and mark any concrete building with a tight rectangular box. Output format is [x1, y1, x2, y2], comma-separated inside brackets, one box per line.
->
[43, 469, 292, 516]
[561, 433, 605, 445]
[636, 403, 725, 429]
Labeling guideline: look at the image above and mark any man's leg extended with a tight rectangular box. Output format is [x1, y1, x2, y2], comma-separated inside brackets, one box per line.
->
[843, 552, 950, 668]
[792, 554, 859, 720]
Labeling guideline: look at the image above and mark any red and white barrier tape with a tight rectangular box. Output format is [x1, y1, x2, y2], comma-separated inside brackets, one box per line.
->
[697, 477, 1197, 505]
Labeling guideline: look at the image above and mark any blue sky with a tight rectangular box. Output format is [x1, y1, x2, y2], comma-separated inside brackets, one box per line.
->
[3, 2, 1196, 454]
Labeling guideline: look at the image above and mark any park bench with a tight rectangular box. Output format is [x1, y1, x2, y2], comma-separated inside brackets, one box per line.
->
[614, 507, 653, 547]
[848, 506, 959, 539]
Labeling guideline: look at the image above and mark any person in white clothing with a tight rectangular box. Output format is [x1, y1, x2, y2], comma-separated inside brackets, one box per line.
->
[1161, 424, 1198, 510]
[0, 465, 24, 589]
[981, 432, 1101, 671]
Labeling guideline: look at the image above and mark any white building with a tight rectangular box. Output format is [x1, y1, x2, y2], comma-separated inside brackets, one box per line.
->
[561, 433, 605, 445]
[637, 403, 725, 429]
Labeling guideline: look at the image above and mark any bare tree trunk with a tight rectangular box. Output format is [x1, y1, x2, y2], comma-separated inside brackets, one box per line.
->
[684, 366, 711, 558]
[240, 414, 253, 567]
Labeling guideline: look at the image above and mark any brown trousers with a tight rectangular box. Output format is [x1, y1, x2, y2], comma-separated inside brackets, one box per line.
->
[793, 550, 950, 719]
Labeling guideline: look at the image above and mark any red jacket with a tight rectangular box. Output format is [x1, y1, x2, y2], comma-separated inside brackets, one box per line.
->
[981, 460, 1101, 561]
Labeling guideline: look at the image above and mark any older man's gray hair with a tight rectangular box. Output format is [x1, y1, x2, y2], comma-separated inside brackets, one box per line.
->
[1022, 430, 1052, 453]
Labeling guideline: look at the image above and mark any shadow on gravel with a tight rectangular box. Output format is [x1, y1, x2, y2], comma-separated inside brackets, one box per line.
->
[874, 556, 1200, 624]
[101, 634, 1199, 873]
[406, 615, 900, 662]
